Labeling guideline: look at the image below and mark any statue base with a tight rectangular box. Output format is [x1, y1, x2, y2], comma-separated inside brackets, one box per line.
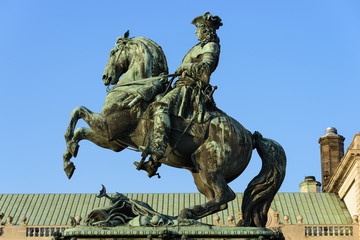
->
[57, 225, 284, 240]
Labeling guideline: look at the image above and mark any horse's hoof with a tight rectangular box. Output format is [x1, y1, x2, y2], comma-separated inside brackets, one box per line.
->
[134, 161, 145, 171]
[64, 161, 76, 179]
[67, 141, 79, 157]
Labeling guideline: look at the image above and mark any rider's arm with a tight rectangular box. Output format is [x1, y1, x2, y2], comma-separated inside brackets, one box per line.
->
[177, 42, 220, 83]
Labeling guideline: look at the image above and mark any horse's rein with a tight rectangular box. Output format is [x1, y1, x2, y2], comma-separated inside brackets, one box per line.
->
[106, 73, 180, 93]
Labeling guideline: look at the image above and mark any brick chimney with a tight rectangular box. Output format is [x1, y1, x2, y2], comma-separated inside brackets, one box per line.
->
[299, 176, 321, 192]
[318, 127, 345, 191]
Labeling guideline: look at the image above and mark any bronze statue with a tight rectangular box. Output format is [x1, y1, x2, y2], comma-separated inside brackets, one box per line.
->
[144, 12, 222, 164]
[63, 13, 286, 227]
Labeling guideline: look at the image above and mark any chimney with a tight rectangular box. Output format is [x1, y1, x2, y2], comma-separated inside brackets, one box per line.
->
[299, 176, 321, 192]
[318, 127, 345, 191]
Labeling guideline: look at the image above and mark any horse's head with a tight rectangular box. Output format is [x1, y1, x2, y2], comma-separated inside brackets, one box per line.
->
[103, 31, 169, 86]
[102, 31, 131, 86]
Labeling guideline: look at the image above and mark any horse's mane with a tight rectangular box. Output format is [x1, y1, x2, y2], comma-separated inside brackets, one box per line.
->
[126, 37, 169, 77]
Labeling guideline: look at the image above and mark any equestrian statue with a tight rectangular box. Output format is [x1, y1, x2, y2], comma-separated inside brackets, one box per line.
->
[63, 12, 286, 227]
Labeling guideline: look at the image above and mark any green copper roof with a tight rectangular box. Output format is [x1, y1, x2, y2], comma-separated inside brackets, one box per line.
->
[0, 193, 352, 226]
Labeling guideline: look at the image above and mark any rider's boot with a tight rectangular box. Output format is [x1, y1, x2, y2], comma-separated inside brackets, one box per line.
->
[137, 102, 169, 175]
[150, 102, 170, 161]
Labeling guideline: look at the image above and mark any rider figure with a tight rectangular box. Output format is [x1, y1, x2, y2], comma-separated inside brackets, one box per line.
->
[139, 12, 222, 176]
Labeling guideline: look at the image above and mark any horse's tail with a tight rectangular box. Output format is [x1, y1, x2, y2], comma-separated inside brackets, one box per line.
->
[241, 131, 286, 227]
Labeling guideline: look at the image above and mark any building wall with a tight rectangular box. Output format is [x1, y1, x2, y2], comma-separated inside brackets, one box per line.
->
[324, 133, 360, 237]
[343, 179, 357, 217]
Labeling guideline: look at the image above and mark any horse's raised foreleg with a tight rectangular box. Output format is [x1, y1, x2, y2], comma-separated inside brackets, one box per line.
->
[73, 127, 125, 152]
[63, 106, 113, 179]
[63, 150, 76, 179]
[64, 106, 109, 156]
[63, 127, 125, 179]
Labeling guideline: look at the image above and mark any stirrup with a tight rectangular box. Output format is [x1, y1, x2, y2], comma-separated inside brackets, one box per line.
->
[133, 158, 161, 178]
[134, 146, 150, 171]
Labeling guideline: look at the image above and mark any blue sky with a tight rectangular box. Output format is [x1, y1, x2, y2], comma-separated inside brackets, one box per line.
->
[1, 1, 359, 194]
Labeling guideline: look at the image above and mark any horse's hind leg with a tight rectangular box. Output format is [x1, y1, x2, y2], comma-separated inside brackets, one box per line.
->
[188, 172, 233, 217]
[179, 142, 236, 221]
[180, 171, 235, 220]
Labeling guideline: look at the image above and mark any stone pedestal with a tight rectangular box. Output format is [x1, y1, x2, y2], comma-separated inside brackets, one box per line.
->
[57, 226, 284, 240]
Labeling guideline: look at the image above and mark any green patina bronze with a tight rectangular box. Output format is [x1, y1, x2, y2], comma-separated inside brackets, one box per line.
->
[63, 12, 286, 228]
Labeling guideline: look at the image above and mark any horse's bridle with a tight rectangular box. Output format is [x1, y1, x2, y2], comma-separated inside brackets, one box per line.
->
[115, 43, 125, 63]
[106, 42, 129, 92]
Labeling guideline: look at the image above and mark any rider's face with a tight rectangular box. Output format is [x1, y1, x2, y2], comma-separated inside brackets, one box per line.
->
[195, 27, 206, 41]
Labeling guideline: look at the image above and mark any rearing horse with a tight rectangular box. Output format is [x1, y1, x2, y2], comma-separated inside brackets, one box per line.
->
[63, 32, 286, 227]
[63, 33, 168, 166]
